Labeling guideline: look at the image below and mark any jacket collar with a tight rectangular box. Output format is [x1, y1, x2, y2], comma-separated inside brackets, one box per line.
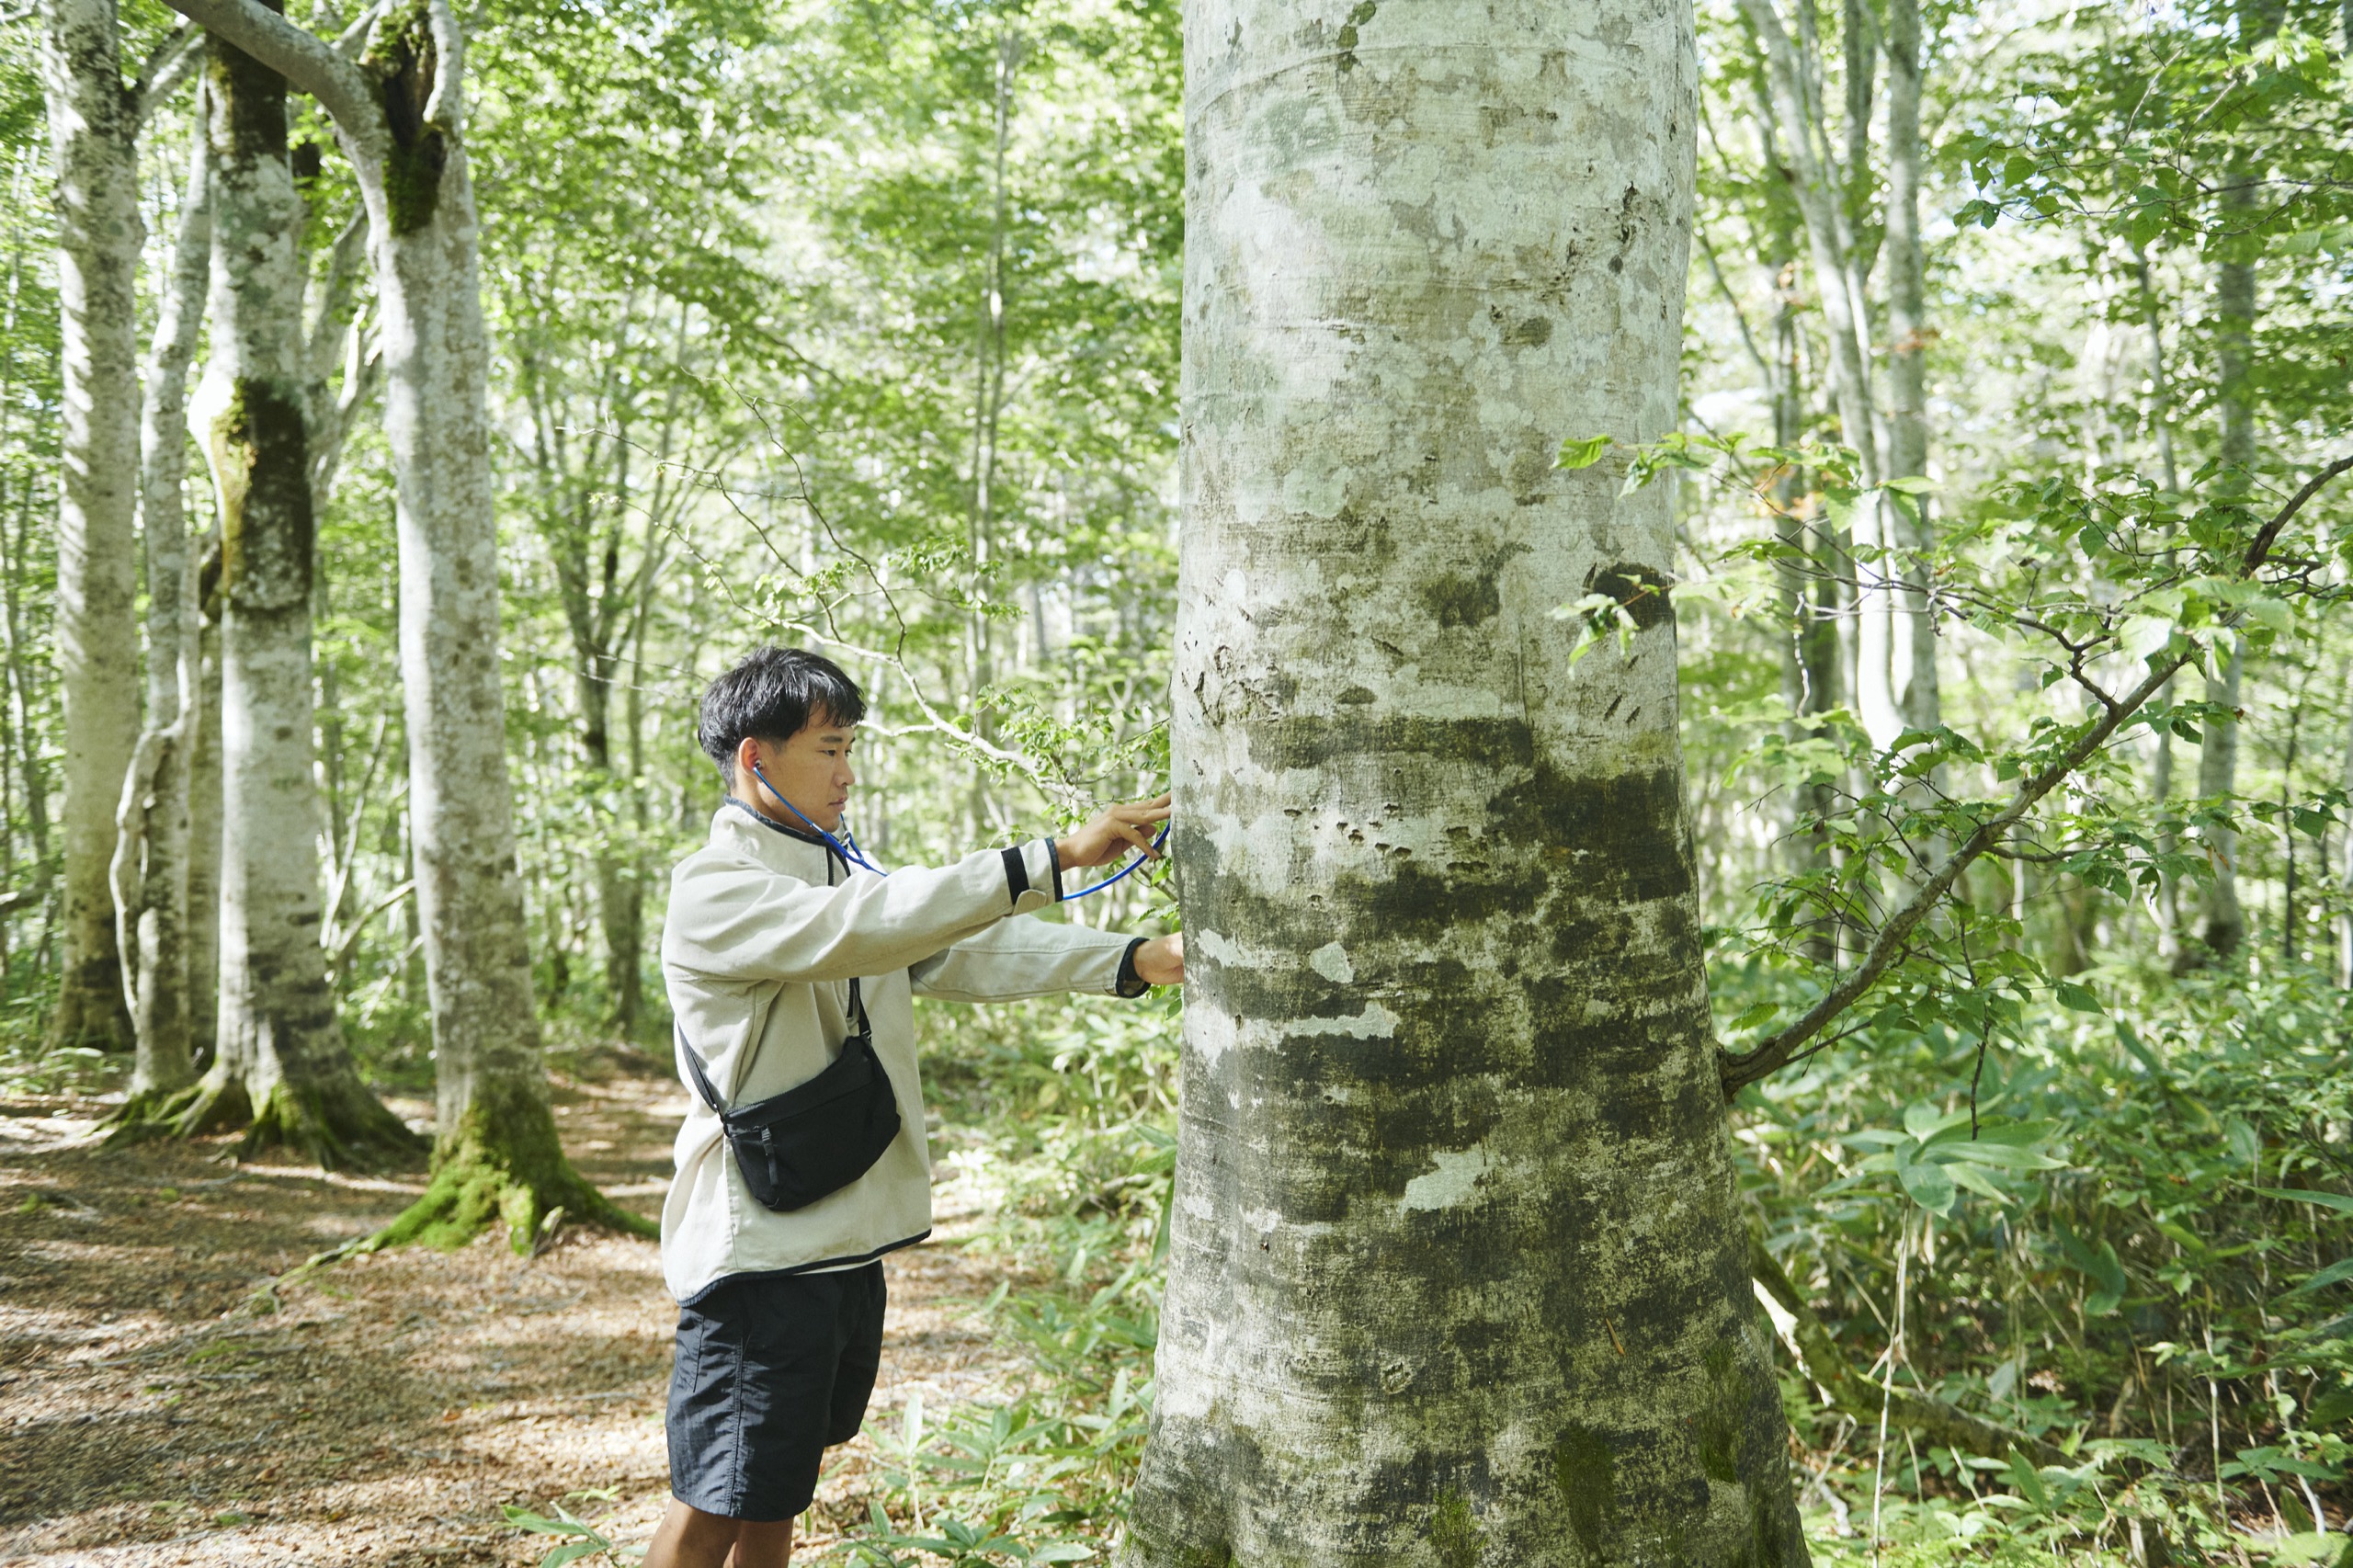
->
[722, 795, 830, 848]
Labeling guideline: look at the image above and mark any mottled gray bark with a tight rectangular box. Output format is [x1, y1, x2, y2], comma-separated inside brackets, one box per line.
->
[2190, 67, 2264, 967]
[40, 0, 144, 1051]
[156, 0, 640, 1245]
[176, 17, 416, 1166]
[1126, 0, 1806, 1562]
[111, 121, 210, 1106]
[188, 607, 222, 1066]
[2192, 637, 2245, 961]
[1741, 0, 1900, 750]
[1881, 0, 1938, 735]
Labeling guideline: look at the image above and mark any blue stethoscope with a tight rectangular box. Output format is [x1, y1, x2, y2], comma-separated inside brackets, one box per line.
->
[749, 760, 1168, 900]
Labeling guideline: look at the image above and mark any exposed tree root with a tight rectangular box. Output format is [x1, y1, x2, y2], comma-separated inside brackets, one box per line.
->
[358, 1078, 654, 1256]
[100, 1074, 251, 1146]
[236, 1076, 426, 1172]
[1750, 1233, 2068, 1467]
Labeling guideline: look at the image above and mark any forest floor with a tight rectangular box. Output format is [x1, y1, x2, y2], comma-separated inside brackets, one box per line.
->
[0, 1063, 1032, 1565]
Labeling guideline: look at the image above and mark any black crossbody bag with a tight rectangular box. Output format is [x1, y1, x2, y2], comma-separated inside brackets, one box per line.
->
[677, 977, 904, 1213]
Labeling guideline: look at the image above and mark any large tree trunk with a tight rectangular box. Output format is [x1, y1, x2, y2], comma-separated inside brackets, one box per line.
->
[358, 8, 615, 1245]
[108, 119, 210, 1119]
[165, 17, 419, 1167]
[153, 0, 641, 1244]
[1125, 0, 1807, 1561]
[39, 0, 142, 1052]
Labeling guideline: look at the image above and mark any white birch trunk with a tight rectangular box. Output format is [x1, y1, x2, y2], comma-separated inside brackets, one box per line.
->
[112, 121, 210, 1104]
[40, 0, 142, 1051]
[1126, 0, 1807, 1560]
[184, 21, 416, 1165]
[153, 0, 640, 1243]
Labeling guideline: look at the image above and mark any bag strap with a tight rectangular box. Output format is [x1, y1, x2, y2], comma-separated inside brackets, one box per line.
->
[677, 975, 870, 1116]
[676, 1023, 730, 1113]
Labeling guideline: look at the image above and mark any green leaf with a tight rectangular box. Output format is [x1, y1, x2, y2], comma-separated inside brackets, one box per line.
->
[2053, 981, 2103, 1014]
[1555, 435, 1611, 471]
[2005, 1448, 2052, 1511]
[1898, 1158, 1958, 1215]
[2253, 1187, 2353, 1216]
[2285, 1258, 2353, 1296]
[539, 1543, 609, 1568]
[1945, 1161, 2016, 1204]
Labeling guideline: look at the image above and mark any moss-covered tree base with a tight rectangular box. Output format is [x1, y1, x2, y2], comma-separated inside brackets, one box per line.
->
[361, 1078, 654, 1255]
[101, 1073, 252, 1146]
[237, 1076, 426, 1172]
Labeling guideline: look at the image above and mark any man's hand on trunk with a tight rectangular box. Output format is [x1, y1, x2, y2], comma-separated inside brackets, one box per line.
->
[1131, 933, 1184, 986]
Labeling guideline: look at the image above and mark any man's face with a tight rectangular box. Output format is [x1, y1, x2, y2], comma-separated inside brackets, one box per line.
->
[739, 715, 859, 834]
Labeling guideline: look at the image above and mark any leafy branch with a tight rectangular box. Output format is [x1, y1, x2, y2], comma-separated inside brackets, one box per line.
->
[1716, 453, 2353, 1093]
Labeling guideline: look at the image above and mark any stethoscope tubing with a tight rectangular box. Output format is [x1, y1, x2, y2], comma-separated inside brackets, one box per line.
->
[748, 761, 1167, 900]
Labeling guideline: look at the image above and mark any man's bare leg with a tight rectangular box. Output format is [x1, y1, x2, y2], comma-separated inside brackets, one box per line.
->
[726, 1520, 794, 1567]
[644, 1500, 791, 1568]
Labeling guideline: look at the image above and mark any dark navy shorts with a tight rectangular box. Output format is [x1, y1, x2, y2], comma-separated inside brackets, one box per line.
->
[665, 1263, 887, 1521]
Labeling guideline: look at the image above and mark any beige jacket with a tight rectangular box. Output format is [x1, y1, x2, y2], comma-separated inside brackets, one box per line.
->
[659, 801, 1143, 1304]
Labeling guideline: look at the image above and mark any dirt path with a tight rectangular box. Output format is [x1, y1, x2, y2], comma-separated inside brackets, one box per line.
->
[0, 1070, 1029, 1565]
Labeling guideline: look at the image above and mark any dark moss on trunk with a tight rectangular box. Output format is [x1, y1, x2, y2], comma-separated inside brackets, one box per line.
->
[361, 2, 448, 236]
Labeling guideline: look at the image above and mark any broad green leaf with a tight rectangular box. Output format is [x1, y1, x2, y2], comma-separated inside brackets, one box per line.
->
[1555, 434, 1611, 470]
[1898, 1158, 1958, 1215]
[2053, 981, 2103, 1014]
[1945, 1162, 2016, 1204]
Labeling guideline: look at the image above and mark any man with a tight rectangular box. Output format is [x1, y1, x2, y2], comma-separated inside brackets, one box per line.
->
[647, 647, 1183, 1568]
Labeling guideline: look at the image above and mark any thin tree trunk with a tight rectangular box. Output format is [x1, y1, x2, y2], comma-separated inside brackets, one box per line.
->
[1883, 0, 1938, 734]
[155, 0, 642, 1244]
[40, 0, 144, 1052]
[162, 14, 419, 1166]
[2336, 683, 2353, 987]
[188, 600, 222, 1066]
[108, 116, 210, 1116]
[2192, 637, 2246, 962]
[1126, 1, 1806, 1560]
[1742, 0, 1899, 750]
[2188, 69, 2264, 968]
[2150, 716, 2180, 967]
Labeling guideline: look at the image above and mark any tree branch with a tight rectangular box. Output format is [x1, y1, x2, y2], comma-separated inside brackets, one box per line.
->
[131, 21, 202, 125]
[1721, 454, 2352, 1094]
[153, 0, 383, 148]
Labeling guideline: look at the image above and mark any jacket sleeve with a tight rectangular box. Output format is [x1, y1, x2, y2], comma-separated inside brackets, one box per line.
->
[909, 916, 1148, 1003]
[664, 838, 1063, 985]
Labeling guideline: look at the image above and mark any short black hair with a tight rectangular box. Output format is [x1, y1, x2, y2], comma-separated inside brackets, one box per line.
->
[697, 647, 866, 777]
